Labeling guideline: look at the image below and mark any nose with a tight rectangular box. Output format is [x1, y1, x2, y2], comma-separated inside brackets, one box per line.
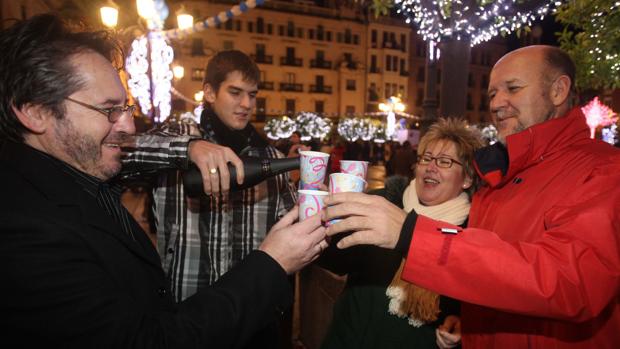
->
[489, 90, 507, 113]
[240, 93, 252, 109]
[114, 110, 136, 135]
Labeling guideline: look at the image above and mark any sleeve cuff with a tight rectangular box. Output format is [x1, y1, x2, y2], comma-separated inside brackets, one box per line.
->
[395, 210, 418, 257]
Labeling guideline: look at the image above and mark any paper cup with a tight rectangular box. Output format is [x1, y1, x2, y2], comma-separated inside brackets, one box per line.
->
[339, 160, 369, 180]
[298, 190, 328, 221]
[299, 151, 330, 190]
[327, 173, 367, 225]
[328, 173, 366, 194]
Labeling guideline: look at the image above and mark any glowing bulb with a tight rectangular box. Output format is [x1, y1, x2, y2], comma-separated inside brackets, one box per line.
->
[100, 6, 118, 28]
[177, 14, 194, 30]
[172, 65, 184, 79]
[136, 0, 156, 20]
[194, 91, 204, 102]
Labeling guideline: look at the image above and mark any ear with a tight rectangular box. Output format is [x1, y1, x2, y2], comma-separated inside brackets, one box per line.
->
[462, 175, 473, 190]
[204, 83, 217, 104]
[11, 104, 53, 135]
[549, 75, 571, 107]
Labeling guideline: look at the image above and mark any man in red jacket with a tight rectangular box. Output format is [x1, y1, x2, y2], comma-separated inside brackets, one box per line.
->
[323, 45, 620, 348]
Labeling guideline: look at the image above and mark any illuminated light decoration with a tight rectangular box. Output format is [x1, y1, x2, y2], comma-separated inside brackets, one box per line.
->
[126, 32, 174, 123]
[100, 6, 119, 28]
[337, 118, 401, 143]
[149, 31, 174, 122]
[581, 96, 618, 139]
[125, 36, 152, 116]
[482, 124, 499, 145]
[294, 112, 333, 140]
[337, 118, 360, 142]
[601, 124, 618, 145]
[379, 96, 406, 137]
[394, 0, 560, 47]
[264, 116, 298, 140]
[164, 0, 265, 39]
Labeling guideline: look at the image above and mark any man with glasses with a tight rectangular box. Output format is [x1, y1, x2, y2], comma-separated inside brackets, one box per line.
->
[322, 45, 620, 347]
[0, 14, 327, 348]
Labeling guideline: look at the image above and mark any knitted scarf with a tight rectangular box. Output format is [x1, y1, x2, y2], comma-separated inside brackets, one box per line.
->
[386, 179, 470, 327]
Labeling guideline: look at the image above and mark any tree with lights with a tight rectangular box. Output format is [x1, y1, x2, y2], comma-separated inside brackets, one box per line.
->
[556, 0, 620, 90]
[359, 0, 560, 128]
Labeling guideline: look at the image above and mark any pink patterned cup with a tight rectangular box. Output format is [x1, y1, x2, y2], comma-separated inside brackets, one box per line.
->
[298, 190, 328, 221]
[327, 173, 367, 225]
[340, 160, 369, 180]
[299, 151, 330, 190]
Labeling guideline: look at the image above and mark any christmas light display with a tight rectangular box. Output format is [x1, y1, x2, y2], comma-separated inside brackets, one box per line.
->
[581, 96, 618, 139]
[295, 112, 333, 141]
[394, 0, 561, 46]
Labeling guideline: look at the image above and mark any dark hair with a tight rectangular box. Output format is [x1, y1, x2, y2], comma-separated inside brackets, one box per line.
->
[203, 50, 260, 93]
[542, 46, 576, 95]
[0, 14, 123, 142]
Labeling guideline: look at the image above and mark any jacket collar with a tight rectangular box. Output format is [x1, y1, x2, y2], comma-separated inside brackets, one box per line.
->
[475, 107, 589, 187]
[200, 107, 268, 154]
[0, 141, 161, 267]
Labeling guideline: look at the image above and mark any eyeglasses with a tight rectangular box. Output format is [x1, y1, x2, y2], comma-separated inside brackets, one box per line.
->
[65, 97, 137, 123]
[417, 155, 463, 169]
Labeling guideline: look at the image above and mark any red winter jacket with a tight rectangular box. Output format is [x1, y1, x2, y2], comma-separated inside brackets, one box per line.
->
[402, 108, 620, 348]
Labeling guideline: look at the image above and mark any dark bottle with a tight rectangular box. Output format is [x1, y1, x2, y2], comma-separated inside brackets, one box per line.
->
[183, 156, 300, 197]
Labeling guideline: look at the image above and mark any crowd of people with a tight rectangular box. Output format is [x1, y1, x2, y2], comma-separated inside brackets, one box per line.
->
[0, 13, 619, 349]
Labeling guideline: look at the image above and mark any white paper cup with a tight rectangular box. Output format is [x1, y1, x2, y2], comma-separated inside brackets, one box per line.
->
[298, 190, 329, 221]
[339, 160, 369, 180]
[299, 151, 330, 190]
[327, 173, 367, 225]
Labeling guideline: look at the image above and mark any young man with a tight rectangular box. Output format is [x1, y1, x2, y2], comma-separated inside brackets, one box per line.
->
[322, 45, 620, 347]
[0, 14, 326, 348]
[124, 50, 297, 346]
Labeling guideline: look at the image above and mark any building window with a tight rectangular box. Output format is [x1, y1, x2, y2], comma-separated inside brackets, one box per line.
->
[326, 31, 332, 41]
[416, 42, 425, 57]
[337, 32, 343, 43]
[278, 25, 284, 36]
[315, 100, 324, 114]
[191, 68, 205, 81]
[353, 34, 359, 45]
[224, 20, 233, 30]
[223, 41, 234, 50]
[286, 72, 296, 83]
[257, 17, 264, 33]
[416, 88, 424, 106]
[346, 79, 356, 91]
[247, 21, 254, 33]
[317, 25, 324, 41]
[267, 24, 273, 34]
[308, 29, 314, 40]
[315, 75, 324, 86]
[287, 21, 295, 37]
[345, 105, 355, 116]
[479, 94, 488, 111]
[385, 83, 391, 99]
[481, 74, 489, 89]
[344, 29, 352, 44]
[286, 99, 296, 115]
[235, 20, 241, 31]
[417, 67, 425, 82]
[370, 55, 378, 72]
[400, 33, 406, 52]
[256, 43, 266, 57]
[399, 85, 405, 96]
[386, 55, 392, 71]
[371, 29, 377, 46]
[393, 56, 398, 71]
[191, 38, 205, 56]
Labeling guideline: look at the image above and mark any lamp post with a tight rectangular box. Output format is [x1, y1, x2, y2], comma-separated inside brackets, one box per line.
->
[101, 0, 193, 124]
[379, 96, 406, 138]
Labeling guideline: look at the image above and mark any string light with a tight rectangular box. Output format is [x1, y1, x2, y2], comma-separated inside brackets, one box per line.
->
[394, 0, 561, 47]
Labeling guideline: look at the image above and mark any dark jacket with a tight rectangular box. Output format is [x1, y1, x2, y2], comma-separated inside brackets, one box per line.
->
[0, 141, 292, 348]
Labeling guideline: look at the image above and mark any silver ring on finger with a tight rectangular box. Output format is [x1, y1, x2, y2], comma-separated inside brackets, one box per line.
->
[209, 168, 218, 175]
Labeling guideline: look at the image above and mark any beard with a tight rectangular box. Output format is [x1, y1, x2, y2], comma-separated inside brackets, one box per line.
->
[53, 117, 122, 180]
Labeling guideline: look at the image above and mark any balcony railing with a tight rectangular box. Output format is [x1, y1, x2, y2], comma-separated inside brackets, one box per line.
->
[279, 83, 303, 92]
[280, 57, 303, 67]
[251, 54, 273, 65]
[400, 70, 409, 77]
[369, 67, 381, 74]
[310, 59, 332, 69]
[309, 85, 332, 94]
[259, 81, 274, 90]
